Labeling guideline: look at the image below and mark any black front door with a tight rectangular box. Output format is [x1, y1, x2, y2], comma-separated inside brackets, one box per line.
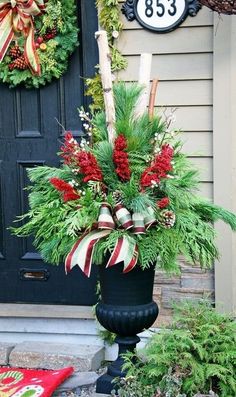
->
[0, 0, 99, 305]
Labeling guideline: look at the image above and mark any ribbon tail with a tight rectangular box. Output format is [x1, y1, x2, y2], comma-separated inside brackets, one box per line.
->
[123, 239, 138, 273]
[0, 10, 14, 62]
[24, 21, 40, 75]
[65, 229, 111, 277]
[106, 236, 138, 273]
[144, 206, 156, 229]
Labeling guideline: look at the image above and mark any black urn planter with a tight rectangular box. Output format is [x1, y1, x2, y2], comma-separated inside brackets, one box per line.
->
[96, 262, 159, 394]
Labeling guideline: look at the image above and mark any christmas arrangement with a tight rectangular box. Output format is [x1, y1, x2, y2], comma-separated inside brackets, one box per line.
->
[0, 0, 79, 88]
[12, 76, 236, 276]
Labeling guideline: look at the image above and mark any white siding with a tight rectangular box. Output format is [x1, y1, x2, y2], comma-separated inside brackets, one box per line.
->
[117, 4, 215, 324]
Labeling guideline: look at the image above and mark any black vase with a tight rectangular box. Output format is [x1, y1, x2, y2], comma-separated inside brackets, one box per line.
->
[96, 261, 159, 394]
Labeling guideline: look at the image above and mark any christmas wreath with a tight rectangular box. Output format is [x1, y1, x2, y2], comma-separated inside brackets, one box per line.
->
[0, 0, 79, 89]
[200, 0, 236, 14]
[12, 82, 236, 276]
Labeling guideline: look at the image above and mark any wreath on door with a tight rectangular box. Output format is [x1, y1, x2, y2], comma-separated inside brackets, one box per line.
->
[200, 0, 236, 14]
[0, 0, 79, 89]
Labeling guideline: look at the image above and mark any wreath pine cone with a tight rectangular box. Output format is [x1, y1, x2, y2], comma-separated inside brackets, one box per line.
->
[9, 45, 22, 60]
[200, 0, 236, 14]
[9, 55, 28, 71]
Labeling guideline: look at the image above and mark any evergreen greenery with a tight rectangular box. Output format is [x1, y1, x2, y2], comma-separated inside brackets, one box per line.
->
[0, 0, 79, 88]
[120, 301, 236, 397]
[11, 83, 236, 273]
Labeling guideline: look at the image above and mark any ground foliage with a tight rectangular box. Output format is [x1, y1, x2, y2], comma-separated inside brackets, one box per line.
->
[11, 83, 236, 274]
[0, 0, 78, 88]
[120, 301, 236, 397]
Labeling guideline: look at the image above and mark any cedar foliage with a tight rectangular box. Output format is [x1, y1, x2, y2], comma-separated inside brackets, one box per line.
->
[121, 301, 236, 397]
[11, 83, 236, 272]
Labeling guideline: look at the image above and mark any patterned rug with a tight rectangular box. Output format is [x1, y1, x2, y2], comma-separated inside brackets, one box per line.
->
[0, 367, 74, 397]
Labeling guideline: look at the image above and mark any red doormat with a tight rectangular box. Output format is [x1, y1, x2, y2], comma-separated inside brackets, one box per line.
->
[0, 366, 74, 397]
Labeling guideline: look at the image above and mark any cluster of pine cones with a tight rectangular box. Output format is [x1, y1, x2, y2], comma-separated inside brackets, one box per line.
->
[8, 45, 28, 71]
[8, 27, 57, 72]
[42, 27, 57, 41]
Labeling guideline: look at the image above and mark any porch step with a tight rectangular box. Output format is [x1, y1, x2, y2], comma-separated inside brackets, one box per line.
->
[6, 341, 104, 371]
[0, 342, 15, 365]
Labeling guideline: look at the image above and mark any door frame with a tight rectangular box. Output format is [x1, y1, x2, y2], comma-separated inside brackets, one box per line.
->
[0, 0, 98, 315]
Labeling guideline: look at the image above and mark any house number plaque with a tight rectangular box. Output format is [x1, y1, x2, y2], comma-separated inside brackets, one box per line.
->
[122, 0, 201, 33]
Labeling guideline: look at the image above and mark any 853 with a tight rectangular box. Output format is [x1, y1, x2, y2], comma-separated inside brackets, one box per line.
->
[145, 0, 177, 18]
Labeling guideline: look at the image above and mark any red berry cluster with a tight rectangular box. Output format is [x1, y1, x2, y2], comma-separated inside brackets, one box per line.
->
[50, 177, 80, 202]
[76, 151, 103, 183]
[60, 132, 80, 165]
[113, 134, 131, 181]
[157, 197, 170, 209]
[141, 144, 174, 188]
[35, 27, 57, 49]
[60, 133, 103, 183]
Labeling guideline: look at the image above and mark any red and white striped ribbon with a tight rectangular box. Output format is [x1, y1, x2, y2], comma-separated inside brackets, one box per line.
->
[65, 229, 112, 277]
[144, 206, 156, 229]
[106, 236, 138, 273]
[114, 203, 133, 230]
[132, 212, 146, 234]
[65, 203, 156, 277]
[98, 203, 115, 230]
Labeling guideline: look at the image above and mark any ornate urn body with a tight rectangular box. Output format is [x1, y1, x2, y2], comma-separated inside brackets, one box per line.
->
[96, 261, 159, 394]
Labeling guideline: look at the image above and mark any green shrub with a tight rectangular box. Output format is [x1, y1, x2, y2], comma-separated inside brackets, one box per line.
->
[120, 301, 236, 397]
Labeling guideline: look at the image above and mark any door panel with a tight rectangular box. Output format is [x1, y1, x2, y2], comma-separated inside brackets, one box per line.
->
[0, 0, 99, 305]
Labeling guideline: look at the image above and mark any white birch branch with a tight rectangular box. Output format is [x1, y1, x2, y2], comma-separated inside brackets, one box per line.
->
[95, 30, 116, 145]
[135, 53, 152, 118]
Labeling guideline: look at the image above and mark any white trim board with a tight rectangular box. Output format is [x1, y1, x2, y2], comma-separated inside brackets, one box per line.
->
[0, 304, 94, 319]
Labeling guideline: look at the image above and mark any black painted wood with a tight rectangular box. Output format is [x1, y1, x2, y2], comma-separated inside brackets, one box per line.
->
[0, 0, 99, 305]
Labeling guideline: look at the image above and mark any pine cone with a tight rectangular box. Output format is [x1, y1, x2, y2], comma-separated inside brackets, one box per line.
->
[43, 27, 57, 40]
[9, 45, 22, 59]
[13, 55, 28, 70]
[112, 190, 123, 204]
[160, 209, 176, 228]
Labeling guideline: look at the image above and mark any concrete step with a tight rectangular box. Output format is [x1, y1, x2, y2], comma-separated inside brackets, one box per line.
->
[92, 394, 110, 397]
[0, 341, 104, 371]
[56, 371, 99, 391]
[0, 342, 15, 365]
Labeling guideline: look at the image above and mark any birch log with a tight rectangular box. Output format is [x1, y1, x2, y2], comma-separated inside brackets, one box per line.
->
[95, 30, 116, 145]
[135, 53, 152, 118]
[148, 79, 159, 120]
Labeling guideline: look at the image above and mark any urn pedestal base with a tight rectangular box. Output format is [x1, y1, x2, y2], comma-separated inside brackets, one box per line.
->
[95, 263, 159, 394]
[96, 335, 140, 394]
[96, 301, 159, 394]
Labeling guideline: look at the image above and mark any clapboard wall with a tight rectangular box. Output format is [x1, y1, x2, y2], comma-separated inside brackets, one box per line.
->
[117, 3, 214, 325]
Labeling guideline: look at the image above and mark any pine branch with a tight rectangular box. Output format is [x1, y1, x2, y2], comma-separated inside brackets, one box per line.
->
[193, 200, 236, 230]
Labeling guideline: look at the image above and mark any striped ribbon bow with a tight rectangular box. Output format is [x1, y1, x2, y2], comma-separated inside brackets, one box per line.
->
[0, 0, 45, 74]
[65, 203, 156, 277]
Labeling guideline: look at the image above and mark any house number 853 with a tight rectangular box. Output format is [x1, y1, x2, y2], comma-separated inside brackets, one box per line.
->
[145, 0, 177, 18]
[121, 0, 202, 34]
